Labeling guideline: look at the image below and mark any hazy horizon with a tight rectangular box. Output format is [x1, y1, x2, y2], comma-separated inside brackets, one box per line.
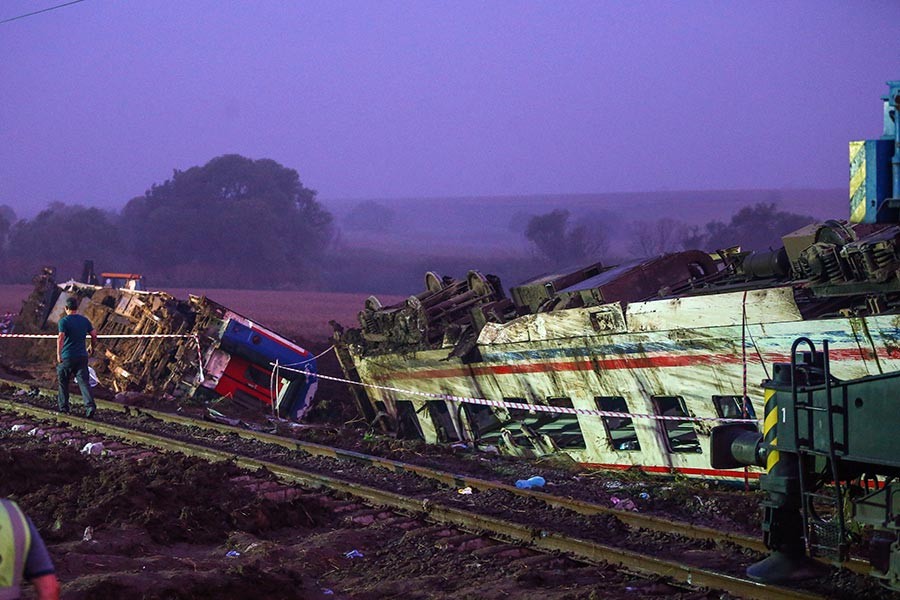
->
[2, 1, 898, 220]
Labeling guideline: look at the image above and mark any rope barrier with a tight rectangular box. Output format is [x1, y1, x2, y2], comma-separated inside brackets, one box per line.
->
[268, 345, 333, 406]
[0, 333, 206, 383]
[4, 329, 760, 426]
[278, 344, 334, 367]
[0, 334, 194, 339]
[275, 363, 760, 425]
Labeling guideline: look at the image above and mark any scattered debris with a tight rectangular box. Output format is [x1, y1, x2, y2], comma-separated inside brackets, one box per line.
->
[610, 496, 638, 511]
[81, 442, 104, 455]
[515, 476, 546, 490]
[15, 265, 319, 421]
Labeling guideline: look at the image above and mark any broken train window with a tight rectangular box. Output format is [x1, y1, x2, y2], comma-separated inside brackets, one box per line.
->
[463, 399, 527, 447]
[712, 395, 757, 425]
[395, 400, 425, 440]
[463, 397, 587, 450]
[595, 396, 642, 451]
[528, 397, 586, 449]
[651, 396, 701, 453]
[426, 400, 461, 442]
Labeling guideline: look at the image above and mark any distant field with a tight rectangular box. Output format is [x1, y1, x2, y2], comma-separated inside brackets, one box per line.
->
[0, 284, 404, 346]
[327, 188, 849, 257]
[0, 285, 31, 314]
[165, 288, 405, 343]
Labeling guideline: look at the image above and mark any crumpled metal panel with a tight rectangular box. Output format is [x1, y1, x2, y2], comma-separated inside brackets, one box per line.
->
[626, 287, 803, 332]
[478, 304, 627, 345]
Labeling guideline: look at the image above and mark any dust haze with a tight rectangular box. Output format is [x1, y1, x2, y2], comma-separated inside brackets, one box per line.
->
[0, 160, 844, 297]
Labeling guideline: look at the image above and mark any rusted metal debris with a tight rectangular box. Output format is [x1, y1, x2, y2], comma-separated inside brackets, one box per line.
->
[14, 267, 318, 421]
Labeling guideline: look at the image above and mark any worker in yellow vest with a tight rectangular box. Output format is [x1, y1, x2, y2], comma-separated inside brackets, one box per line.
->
[0, 499, 59, 600]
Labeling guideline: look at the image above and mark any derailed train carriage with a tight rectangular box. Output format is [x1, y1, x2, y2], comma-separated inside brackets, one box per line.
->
[17, 268, 318, 421]
[334, 80, 900, 485]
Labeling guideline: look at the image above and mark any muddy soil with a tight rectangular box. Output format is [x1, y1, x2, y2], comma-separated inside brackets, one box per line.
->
[3, 430, 729, 600]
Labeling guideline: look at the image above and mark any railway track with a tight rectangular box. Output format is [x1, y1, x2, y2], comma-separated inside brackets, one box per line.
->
[0, 386, 881, 600]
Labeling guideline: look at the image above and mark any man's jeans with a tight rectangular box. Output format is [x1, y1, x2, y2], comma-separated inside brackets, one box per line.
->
[57, 356, 95, 417]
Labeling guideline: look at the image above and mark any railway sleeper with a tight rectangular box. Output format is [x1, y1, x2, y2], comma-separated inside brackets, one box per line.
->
[434, 533, 489, 552]
[329, 500, 367, 514]
[471, 544, 533, 560]
[378, 516, 423, 530]
[507, 553, 568, 569]
[344, 509, 395, 526]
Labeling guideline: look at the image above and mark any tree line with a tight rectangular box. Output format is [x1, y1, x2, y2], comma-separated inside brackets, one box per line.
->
[522, 203, 816, 267]
[0, 155, 334, 289]
[0, 153, 820, 293]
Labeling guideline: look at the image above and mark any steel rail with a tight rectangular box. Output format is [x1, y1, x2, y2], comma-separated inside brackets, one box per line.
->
[0, 380, 870, 577]
[7, 385, 766, 545]
[122, 401, 771, 544]
[0, 398, 824, 600]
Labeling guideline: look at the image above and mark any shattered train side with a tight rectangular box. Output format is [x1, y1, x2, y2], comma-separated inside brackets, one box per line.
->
[16, 269, 317, 421]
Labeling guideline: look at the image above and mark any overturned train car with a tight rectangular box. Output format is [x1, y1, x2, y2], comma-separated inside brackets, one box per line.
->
[18, 270, 317, 420]
[333, 80, 900, 483]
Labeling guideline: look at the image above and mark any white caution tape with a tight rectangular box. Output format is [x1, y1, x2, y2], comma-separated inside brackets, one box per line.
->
[275, 363, 760, 425]
[278, 344, 334, 367]
[0, 333, 195, 339]
[0, 333, 206, 383]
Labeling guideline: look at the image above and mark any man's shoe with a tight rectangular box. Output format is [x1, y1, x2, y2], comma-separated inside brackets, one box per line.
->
[57, 407, 70, 414]
[85, 410, 96, 420]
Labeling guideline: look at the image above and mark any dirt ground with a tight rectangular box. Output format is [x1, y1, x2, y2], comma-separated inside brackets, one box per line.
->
[4, 429, 737, 600]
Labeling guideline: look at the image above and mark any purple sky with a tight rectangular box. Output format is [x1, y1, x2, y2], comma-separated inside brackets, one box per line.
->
[2, 1, 898, 217]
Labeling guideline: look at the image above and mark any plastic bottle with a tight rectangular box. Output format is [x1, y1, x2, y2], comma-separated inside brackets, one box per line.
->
[515, 476, 546, 489]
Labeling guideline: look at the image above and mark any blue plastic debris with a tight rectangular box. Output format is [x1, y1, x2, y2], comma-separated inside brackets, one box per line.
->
[515, 476, 546, 489]
[344, 549, 364, 559]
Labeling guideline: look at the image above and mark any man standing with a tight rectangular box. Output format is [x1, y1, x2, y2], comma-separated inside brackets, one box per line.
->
[0, 498, 60, 599]
[56, 296, 98, 418]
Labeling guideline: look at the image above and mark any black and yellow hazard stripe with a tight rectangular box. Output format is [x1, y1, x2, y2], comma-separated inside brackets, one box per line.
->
[763, 387, 779, 471]
[849, 140, 867, 223]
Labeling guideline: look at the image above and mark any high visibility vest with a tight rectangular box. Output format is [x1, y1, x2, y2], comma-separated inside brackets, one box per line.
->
[0, 499, 31, 600]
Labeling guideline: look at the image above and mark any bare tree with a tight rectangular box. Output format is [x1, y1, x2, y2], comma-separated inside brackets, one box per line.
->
[627, 218, 691, 257]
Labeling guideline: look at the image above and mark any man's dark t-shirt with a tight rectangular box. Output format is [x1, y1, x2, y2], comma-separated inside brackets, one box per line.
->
[58, 314, 93, 359]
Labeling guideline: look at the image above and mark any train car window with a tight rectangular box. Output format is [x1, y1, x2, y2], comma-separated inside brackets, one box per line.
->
[463, 403, 503, 442]
[427, 401, 461, 442]
[712, 395, 757, 420]
[505, 397, 586, 450]
[651, 396, 701, 453]
[464, 399, 534, 448]
[369, 401, 393, 433]
[463, 403, 504, 444]
[595, 396, 641, 451]
[395, 400, 425, 441]
[244, 364, 272, 388]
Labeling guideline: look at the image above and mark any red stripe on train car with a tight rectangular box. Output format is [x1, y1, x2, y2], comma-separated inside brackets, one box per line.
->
[376, 347, 878, 381]
[580, 462, 762, 479]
